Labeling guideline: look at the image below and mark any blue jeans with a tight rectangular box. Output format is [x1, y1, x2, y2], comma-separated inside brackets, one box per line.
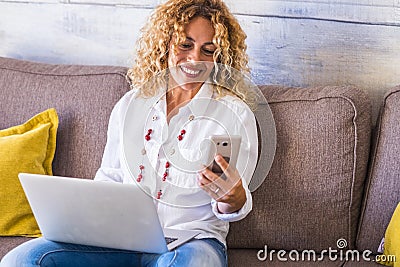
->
[1, 237, 227, 267]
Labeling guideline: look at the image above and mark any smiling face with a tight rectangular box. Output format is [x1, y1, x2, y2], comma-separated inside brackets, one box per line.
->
[168, 16, 216, 92]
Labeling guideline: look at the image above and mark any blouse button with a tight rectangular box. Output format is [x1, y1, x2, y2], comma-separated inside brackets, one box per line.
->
[169, 148, 175, 155]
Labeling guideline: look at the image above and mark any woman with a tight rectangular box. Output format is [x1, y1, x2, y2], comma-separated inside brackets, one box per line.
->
[1, 0, 258, 266]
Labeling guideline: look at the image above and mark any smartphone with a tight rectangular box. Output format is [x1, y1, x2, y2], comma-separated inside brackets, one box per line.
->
[205, 135, 241, 176]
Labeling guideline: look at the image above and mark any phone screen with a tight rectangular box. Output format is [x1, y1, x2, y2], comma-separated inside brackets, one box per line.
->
[210, 156, 230, 175]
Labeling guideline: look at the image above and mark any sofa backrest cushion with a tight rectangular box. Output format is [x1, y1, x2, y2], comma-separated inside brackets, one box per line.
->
[357, 85, 400, 252]
[227, 85, 372, 251]
[0, 57, 129, 179]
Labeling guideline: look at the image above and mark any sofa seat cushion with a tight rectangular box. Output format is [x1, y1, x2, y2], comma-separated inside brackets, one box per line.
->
[228, 85, 372, 251]
[228, 248, 382, 266]
[343, 260, 383, 266]
[0, 236, 33, 260]
[228, 248, 344, 266]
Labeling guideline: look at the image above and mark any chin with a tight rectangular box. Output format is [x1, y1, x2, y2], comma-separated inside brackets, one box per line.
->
[170, 68, 209, 91]
[179, 82, 204, 92]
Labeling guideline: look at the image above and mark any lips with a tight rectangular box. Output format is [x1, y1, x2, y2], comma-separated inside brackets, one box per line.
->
[181, 65, 201, 75]
[179, 65, 205, 78]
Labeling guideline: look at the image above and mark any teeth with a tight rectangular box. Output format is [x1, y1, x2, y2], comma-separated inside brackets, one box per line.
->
[181, 66, 200, 75]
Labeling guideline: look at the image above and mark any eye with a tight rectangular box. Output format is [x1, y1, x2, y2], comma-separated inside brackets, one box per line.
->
[178, 43, 193, 50]
[202, 44, 216, 56]
[202, 48, 215, 56]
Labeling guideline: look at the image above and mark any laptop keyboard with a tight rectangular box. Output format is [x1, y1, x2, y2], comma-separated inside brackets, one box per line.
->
[165, 237, 178, 245]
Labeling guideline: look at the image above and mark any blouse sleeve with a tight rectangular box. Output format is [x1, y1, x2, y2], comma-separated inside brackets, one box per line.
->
[211, 100, 258, 222]
[94, 91, 133, 183]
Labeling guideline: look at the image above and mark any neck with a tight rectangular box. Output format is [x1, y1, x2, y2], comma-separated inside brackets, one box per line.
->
[166, 81, 202, 123]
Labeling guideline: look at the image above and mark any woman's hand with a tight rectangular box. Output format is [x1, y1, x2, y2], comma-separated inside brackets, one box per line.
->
[197, 154, 247, 214]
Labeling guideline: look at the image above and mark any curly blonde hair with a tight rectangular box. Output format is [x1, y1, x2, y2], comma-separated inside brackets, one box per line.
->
[127, 0, 255, 107]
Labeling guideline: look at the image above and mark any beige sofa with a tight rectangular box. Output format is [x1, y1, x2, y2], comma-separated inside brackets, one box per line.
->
[0, 56, 399, 266]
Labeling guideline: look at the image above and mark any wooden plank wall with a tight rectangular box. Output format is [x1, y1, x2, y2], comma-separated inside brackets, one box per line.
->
[0, 0, 399, 121]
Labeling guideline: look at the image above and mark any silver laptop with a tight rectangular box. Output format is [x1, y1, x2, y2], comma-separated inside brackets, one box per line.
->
[18, 173, 199, 253]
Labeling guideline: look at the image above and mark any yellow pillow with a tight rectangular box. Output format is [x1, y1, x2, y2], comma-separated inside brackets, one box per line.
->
[0, 108, 58, 236]
[378, 202, 400, 266]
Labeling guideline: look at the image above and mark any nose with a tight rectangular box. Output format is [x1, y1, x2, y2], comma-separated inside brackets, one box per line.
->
[187, 47, 201, 62]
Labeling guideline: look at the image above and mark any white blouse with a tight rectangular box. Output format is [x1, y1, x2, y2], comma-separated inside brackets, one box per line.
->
[94, 82, 258, 247]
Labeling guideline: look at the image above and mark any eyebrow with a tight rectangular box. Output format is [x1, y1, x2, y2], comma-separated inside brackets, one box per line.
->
[185, 36, 215, 46]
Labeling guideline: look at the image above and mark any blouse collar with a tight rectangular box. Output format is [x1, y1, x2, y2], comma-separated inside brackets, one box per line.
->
[152, 80, 215, 118]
